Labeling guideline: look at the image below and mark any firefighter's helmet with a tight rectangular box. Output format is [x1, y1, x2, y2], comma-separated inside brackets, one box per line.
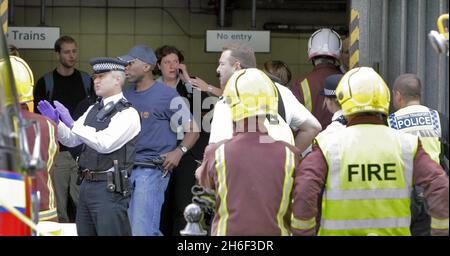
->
[336, 67, 390, 116]
[308, 28, 342, 60]
[428, 14, 449, 55]
[10, 56, 34, 108]
[223, 68, 278, 122]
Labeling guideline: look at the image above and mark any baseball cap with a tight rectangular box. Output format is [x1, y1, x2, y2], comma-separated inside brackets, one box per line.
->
[118, 45, 157, 65]
[321, 74, 343, 97]
[89, 57, 127, 74]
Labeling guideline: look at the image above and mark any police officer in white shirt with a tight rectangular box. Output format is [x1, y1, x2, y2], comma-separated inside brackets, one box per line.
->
[318, 74, 347, 135]
[38, 57, 141, 236]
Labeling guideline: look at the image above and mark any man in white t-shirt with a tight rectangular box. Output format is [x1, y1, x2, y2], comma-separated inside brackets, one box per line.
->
[209, 43, 321, 152]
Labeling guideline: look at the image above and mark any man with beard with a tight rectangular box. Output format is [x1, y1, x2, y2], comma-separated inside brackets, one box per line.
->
[33, 35, 93, 223]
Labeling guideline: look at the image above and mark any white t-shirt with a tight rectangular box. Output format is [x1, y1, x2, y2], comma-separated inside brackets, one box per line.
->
[319, 110, 346, 136]
[209, 82, 316, 145]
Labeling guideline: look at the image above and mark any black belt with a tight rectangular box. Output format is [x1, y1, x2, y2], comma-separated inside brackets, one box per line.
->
[82, 170, 111, 181]
[134, 162, 160, 169]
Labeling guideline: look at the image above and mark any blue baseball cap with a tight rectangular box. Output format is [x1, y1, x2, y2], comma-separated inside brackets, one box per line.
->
[118, 45, 157, 65]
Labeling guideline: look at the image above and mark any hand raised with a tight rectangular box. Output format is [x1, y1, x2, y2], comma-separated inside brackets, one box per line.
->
[54, 100, 74, 128]
[37, 100, 59, 124]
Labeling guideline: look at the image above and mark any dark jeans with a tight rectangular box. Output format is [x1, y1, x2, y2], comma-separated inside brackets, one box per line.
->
[76, 180, 131, 236]
[51, 151, 80, 223]
[160, 153, 198, 236]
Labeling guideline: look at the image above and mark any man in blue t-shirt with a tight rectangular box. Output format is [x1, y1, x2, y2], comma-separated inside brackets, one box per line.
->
[119, 45, 199, 236]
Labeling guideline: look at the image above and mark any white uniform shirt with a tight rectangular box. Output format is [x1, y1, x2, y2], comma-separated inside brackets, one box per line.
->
[319, 109, 346, 136]
[58, 92, 141, 154]
[209, 82, 317, 145]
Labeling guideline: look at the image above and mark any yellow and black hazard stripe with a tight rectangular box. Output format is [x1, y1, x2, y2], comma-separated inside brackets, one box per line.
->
[350, 8, 360, 69]
[1, 0, 7, 34]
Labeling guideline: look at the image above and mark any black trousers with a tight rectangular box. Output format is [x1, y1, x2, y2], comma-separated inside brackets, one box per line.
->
[76, 180, 131, 236]
[160, 153, 198, 236]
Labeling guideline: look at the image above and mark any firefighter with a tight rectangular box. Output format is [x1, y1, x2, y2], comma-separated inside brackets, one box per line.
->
[292, 67, 449, 236]
[10, 55, 59, 222]
[290, 28, 343, 129]
[196, 68, 302, 235]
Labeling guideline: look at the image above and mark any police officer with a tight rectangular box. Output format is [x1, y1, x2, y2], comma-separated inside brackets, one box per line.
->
[388, 73, 449, 236]
[291, 67, 449, 236]
[389, 73, 448, 171]
[37, 57, 141, 236]
[319, 74, 346, 136]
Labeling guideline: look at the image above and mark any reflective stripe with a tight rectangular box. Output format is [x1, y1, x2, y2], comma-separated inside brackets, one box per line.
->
[276, 147, 295, 236]
[300, 79, 312, 112]
[431, 217, 449, 229]
[322, 217, 411, 230]
[417, 129, 441, 138]
[397, 133, 414, 190]
[327, 140, 341, 190]
[46, 120, 57, 210]
[291, 216, 316, 230]
[215, 144, 229, 236]
[325, 188, 410, 200]
[39, 209, 57, 221]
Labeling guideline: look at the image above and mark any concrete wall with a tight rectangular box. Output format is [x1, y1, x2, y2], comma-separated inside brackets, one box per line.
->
[9, 0, 347, 87]
[352, 0, 448, 117]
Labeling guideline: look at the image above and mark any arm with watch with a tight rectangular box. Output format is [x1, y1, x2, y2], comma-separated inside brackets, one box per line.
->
[189, 77, 223, 97]
[160, 119, 200, 172]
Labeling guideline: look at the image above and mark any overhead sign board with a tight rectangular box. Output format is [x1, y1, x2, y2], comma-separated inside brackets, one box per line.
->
[6, 26, 60, 49]
[206, 30, 270, 52]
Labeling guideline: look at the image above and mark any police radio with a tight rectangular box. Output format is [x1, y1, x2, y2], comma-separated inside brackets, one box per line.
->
[96, 101, 115, 122]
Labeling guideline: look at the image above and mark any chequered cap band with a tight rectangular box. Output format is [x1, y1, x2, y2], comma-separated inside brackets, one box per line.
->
[92, 62, 125, 74]
[323, 88, 336, 96]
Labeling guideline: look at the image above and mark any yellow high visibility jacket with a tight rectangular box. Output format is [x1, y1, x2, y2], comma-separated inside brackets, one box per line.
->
[388, 105, 441, 164]
[315, 124, 418, 236]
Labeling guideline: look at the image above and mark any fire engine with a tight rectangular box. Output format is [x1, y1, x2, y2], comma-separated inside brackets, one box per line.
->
[0, 24, 43, 236]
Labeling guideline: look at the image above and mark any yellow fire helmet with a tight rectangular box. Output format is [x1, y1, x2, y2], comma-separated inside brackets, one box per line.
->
[10, 56, 34, 110]
[223, 68, 278, 122]
[336, 66, 390, 117]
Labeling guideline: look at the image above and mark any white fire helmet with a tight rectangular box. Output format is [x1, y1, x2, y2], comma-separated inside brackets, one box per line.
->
[308, 28, 342, 60]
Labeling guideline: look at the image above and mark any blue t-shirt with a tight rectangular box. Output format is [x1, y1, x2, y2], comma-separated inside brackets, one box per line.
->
[124, 81, 192, 162]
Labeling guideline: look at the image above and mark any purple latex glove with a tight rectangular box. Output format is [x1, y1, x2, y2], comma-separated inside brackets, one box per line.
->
[37, 100, 59, 124]
[54, 100, 74, 128]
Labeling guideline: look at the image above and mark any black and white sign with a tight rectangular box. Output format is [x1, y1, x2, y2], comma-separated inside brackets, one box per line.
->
[206, 30, 270, 52]
[6, 26, 60, 49]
